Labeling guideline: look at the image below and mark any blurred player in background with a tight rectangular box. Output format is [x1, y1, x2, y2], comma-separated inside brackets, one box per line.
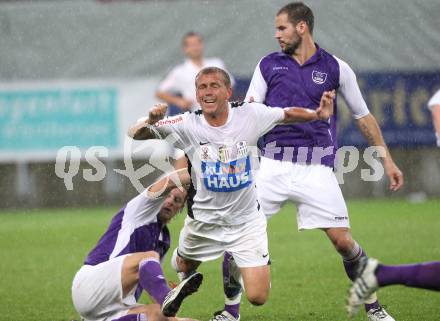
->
[156, 31, 234, 115]
[427, 89, 440, 147]
[72, 159, 202, 321]
[347, 257, 440, 317]
[216, 3, 404, 321]
[129, 67, 335, 321]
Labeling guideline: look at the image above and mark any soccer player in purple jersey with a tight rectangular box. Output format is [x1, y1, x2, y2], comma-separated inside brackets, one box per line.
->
[71, 160, 202, 321]
[347, 258, 440, 316]
[215, 2, 404, 321]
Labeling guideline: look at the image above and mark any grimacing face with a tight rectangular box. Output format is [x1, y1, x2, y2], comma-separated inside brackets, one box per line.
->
[195, 72, 232, 117]
[275, 13, 302, 55]
[158, 188, 186, 224]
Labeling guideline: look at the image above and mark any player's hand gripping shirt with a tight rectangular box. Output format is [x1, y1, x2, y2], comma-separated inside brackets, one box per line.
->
[151, 102, 284, 225]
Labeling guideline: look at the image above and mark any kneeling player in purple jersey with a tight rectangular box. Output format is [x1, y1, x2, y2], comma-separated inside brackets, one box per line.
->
[128, 67, 335, 321]
[347, 258, 440, 316]
[71, 159, 201, 321]
[215, 2, 404, 321]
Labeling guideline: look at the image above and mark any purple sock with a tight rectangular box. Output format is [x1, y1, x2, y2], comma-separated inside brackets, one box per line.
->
[223, 252, 240, 318]
[342, 245, 380, 312]
[343, 246, 366, 281]
[224, 303, 240, 319]
[223, 252, 233, 292]
[138, 257, 170, 305]
[376, 261, 440, 291]
[112, 313, 147, 321]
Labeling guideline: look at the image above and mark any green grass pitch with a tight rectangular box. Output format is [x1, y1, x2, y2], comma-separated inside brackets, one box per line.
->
[1, 199, 439, 321]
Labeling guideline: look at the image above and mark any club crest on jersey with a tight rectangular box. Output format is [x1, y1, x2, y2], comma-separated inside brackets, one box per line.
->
[236, 141, 248, 158]
[312, 70, 327, 85]
[218, 145, 232, 163]
[200, 146, 210, 160]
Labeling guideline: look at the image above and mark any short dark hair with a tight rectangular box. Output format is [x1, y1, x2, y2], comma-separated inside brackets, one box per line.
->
[195, 67, 231, 88]
[182, 31, 203, 46]
[277, 2, 314, 34]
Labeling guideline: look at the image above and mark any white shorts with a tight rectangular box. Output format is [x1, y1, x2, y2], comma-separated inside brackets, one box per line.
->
[257, 158, 349, 230]
[71, 255, 139, 321]
[177, 213, 269, 268]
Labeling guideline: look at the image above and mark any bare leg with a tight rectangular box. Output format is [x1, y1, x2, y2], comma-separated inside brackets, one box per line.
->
[240, 265, 271, 306]
[324, 228, 380, 311]
[121, 251, 161, 296]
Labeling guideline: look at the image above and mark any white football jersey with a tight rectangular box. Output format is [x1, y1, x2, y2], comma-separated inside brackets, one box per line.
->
[150, 102, 284, 225]
[428, 89, 440, 110]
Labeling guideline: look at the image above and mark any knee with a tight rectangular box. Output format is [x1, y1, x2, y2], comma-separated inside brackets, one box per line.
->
[135, 251, 160, 272]
[330, 234, 354, 255]
[246, 290, 269, 306]
[142, 251, 160, 260]
[170, 248, 199, 274]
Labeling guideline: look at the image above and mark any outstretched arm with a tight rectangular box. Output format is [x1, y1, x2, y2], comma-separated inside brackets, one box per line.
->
[146, 156, 190, 198]
[356, 114, 404, 191]
[332, 57, 403, 190]
[128, 104, 168, 140]
[282, 90, 335, 123]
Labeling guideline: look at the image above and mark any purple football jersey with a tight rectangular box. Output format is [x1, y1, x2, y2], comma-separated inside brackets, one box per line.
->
[247, 44, 370, 168]
[84, 193, 170, 266]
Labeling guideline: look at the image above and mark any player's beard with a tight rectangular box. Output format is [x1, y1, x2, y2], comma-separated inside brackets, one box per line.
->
[282, 36, 302, 56]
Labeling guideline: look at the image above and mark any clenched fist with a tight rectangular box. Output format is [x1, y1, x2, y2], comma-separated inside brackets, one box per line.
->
[148, 104, 168, 124]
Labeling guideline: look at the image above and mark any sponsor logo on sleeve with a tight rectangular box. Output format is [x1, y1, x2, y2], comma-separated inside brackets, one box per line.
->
[154, 115, 184, 127]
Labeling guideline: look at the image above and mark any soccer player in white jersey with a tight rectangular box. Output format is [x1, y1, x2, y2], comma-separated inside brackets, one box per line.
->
[128, 66, 335, 319]
[427, 89, 440, 147]
[213, 2, 404, 321]
[71, 160, 202, 321]
[156, 31, 234, 114]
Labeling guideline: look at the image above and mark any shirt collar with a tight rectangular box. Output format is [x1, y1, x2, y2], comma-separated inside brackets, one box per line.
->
[303, 43, 323, 66]
[278, 43, 323, 67]
[201, 102, 232, 127]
